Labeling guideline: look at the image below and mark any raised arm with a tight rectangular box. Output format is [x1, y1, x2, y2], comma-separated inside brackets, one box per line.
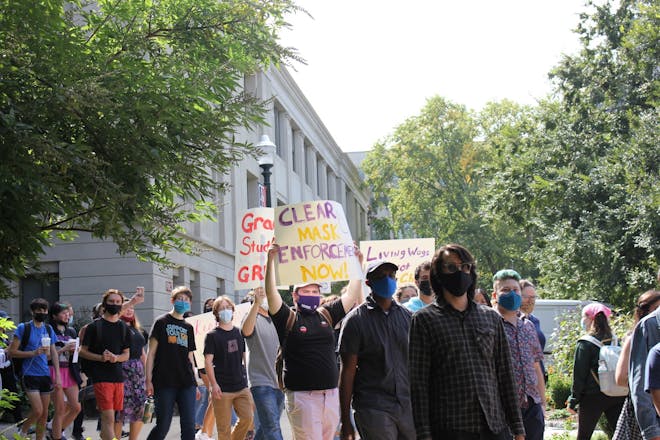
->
[242, 288, 265, 337]
[266, 242, 284, 315]
[340, 244, 364, 313]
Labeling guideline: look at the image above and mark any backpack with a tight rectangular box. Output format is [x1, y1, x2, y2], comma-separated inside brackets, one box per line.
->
[79, 319, 128, 378]
[579, 334, 628, 397]
[275, 307, 333, 390]
[13, 321, 54, 379]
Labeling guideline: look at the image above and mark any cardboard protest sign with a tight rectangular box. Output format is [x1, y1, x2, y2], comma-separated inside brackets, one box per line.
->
[186, 312, 217, 368]
[360, 238, 435, 284]
[273, 200, 363, 285]
[234, 207, 275, 289]
[186, 302, 254, 367]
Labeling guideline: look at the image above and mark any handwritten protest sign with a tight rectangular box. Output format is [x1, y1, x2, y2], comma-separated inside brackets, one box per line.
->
[234, 207, 275, 290]
[186, 312, 217, 368]
[273, 200, 363, 285]
[360, 238, 435, 284]
[186, 302, 253, 367]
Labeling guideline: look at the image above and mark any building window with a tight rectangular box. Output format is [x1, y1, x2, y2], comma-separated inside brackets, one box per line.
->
[247, 172, 260, 208]
[20, 274, 59, 323]
[291, 127, 297, 173]
[274, 107, 282, 157]
[316, 154, 322, 196]
[304, 142, 311, 186]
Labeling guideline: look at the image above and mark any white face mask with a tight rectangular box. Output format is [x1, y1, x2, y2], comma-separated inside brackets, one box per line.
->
[260, 299, 269, 310]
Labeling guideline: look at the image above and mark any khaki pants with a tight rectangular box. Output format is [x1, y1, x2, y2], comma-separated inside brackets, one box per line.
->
[212, 387, 254, 440]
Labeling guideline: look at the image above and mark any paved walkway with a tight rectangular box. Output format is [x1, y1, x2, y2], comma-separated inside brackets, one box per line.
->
[0, 413, 293, 440]
[0, 415, 596, 439]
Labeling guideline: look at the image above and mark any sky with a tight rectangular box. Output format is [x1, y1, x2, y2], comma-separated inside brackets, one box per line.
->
[279, 0, 586, 152]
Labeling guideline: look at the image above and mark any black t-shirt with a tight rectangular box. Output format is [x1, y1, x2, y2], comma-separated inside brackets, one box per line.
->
[150, 313, 196, 388]
[271, 299, 347, 391]
[82, 319, 130, 383]
[48, 325, 77, 367]
[127, 326, 148, 360]
[203, 326, 247, 393]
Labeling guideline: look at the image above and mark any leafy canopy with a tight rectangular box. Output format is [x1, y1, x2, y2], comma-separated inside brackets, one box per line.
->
[364, 0, 658, 306]
[0, 0, 302, 297]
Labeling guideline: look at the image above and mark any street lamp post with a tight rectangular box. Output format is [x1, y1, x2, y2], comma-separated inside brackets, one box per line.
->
[257, 134, 276, 208]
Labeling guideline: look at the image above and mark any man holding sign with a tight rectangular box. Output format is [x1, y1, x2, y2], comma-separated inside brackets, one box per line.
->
[265, 239, 364, 440]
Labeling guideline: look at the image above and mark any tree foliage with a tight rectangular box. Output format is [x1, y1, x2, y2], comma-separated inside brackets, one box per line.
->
[364, 0, 658, 306]
[362, 97, 535, 279]
[0, 0, 301, 297]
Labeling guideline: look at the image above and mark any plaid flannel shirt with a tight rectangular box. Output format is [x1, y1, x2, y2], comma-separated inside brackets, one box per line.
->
[409, 300, 524, 439]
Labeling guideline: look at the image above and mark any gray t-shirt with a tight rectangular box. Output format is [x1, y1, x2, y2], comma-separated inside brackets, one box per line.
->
[241, 311, 279, 388]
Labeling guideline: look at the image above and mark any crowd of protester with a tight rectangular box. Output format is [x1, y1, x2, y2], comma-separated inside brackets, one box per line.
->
[1, 242, 659, 440]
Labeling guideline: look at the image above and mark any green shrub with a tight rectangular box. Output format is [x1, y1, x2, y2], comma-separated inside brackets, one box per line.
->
[548, 370, 572, 409]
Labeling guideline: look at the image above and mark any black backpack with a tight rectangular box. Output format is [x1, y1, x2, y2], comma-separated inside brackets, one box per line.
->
[79, 319, 128, 378]
[13, 321, 54, 379]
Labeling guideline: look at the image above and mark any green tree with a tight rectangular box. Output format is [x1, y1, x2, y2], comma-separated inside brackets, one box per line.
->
[0, 0, 301, 297]
[485, 0, 659, 306]
[362, 96, 534, 279]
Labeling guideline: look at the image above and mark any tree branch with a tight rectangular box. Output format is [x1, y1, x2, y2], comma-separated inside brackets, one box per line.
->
[40, 205, 107, 231]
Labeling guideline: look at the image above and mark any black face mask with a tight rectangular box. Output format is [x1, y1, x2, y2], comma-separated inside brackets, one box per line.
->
[438, 271, 473, 297]
[418, 280, 432, 296]
[104, 304, 122, 315]
[33, 312, 48, 322]
[204, 306, 213, 313]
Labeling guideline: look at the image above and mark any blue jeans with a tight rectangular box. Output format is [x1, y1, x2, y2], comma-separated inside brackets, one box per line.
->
[147, 386, 196, 440]
[521, 397, 545, 440]
[251, 386, 284, 440]
[195, 385, 209, 427]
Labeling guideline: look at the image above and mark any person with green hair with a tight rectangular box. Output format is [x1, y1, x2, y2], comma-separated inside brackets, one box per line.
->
[492, 269, 545, 440]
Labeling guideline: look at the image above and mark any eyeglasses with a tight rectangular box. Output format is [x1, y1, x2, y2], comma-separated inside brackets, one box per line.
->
[441, 262, 473, 273]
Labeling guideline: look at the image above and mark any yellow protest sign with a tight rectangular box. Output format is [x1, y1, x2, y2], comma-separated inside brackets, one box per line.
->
[273, 200, 363, 285]
[234, 207, 274, 289]
[360, 238, 435, 284]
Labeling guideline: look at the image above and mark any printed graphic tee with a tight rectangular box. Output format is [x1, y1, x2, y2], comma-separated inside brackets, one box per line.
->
[150, 313, 196, 388]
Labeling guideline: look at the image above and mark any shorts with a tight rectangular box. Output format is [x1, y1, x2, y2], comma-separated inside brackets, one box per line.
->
[22, 375, 53, 394]
[94, 382, 124, 411]
[49, 365, 77, 389]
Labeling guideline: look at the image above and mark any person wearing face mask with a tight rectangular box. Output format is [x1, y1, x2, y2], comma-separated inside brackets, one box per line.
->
[194, 297, 218, 440]
[493, 270, 545, 440]
[114, 299, 149, 440]
[265, 241, 364, 440]
[79, 289, 131, 440]
[204, 296, 254, 439]
[408, 244, 524, 440]
[338, 260, 415, 440]
[9, 298, 61, 440]
[48, 302, 82, 440]
[240, 286, 285, 440]
[394, 283, 418, 305]
[145, 286, 199, 440]
[404, 261, 434, 312]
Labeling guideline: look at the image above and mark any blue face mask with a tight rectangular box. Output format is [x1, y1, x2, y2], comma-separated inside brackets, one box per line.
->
[173, 300, 190, 314]
[580, 317, 587, 330]
[498, 290, 522, 311]
[371, 276, 397, 299]
[218, 309, 233, 323]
